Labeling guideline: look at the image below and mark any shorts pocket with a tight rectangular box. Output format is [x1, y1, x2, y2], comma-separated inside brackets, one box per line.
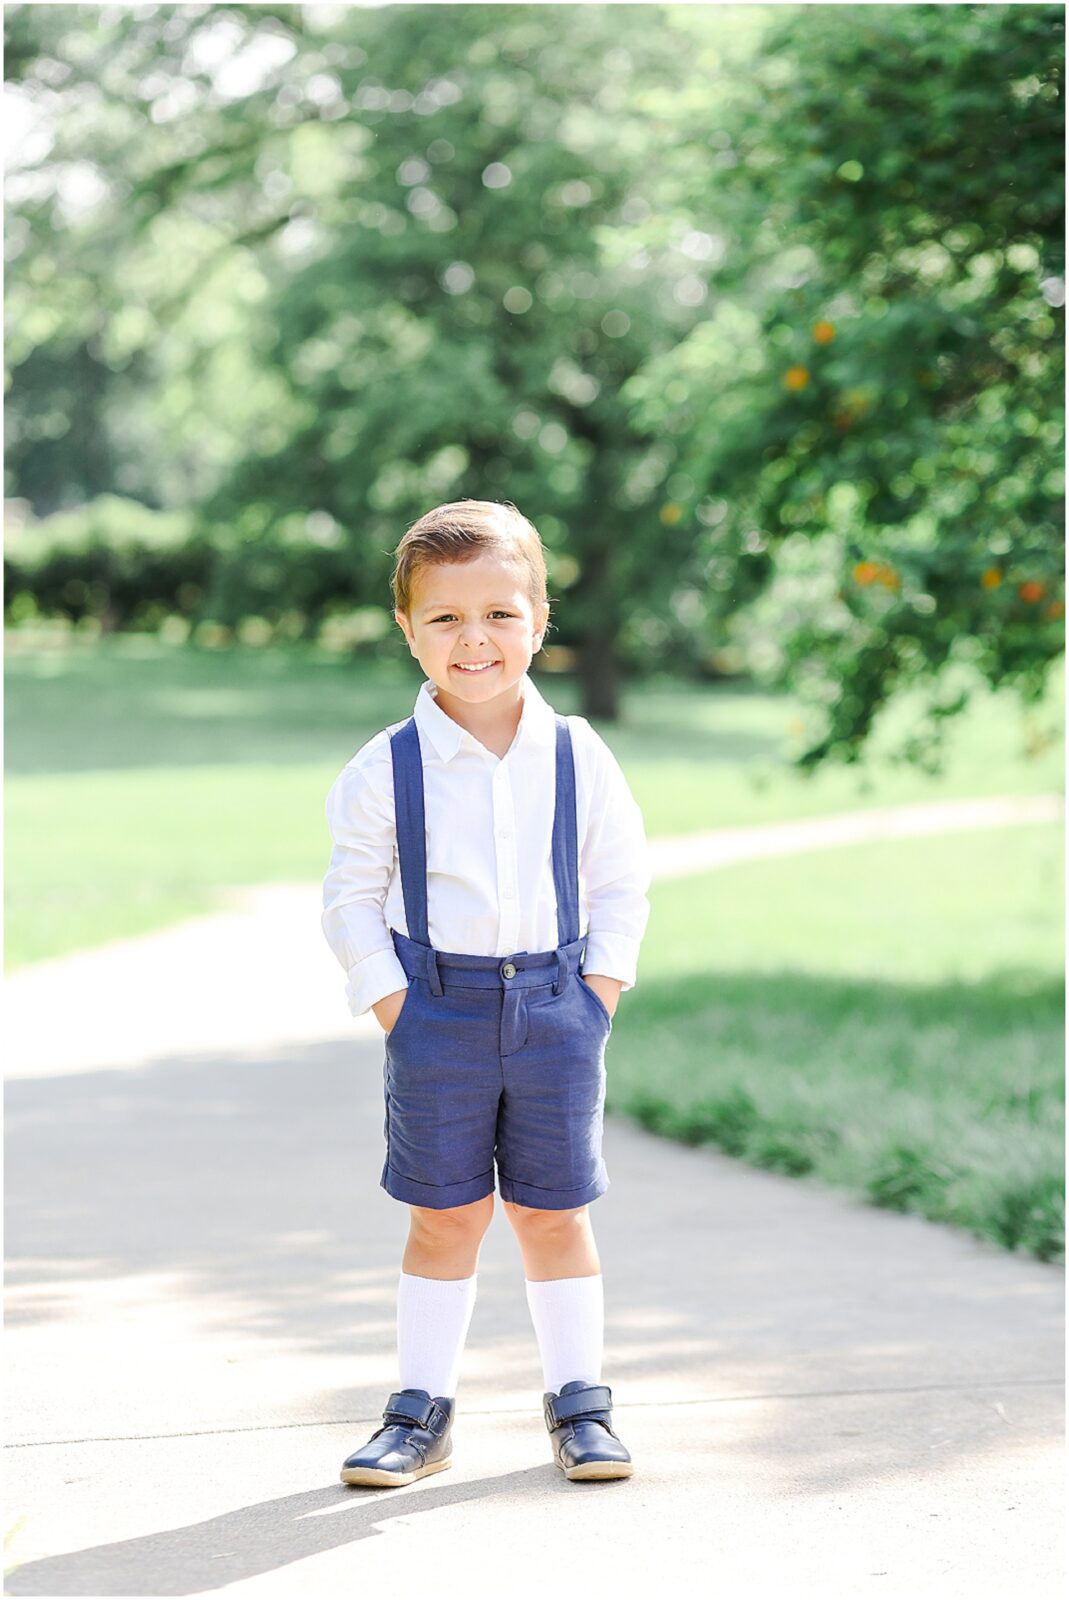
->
[576, 973, 613, 1034]
[385, 978, 421, 1054]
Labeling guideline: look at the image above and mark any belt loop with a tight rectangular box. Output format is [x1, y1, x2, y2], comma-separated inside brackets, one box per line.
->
[426, 948, 444, 997]
[553, 949, 569, 997]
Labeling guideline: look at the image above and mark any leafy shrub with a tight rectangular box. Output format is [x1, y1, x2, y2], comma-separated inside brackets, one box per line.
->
[5, 496, 211, 631]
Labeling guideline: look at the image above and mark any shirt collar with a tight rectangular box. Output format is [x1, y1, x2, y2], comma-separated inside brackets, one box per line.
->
[413, 672, 556, 763]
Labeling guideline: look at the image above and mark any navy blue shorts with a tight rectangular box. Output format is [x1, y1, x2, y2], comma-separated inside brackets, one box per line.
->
[381, 928, 612, 1211]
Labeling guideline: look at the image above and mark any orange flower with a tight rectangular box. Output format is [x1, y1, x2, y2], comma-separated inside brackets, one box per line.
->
[660, 502, 682, 525]
[1018, 580, 1047, 603]
[1045, 598, 1064, 619]
[784, 365, 810, 391]
[812, 320, 836, 344]
[980, 567, 1002, 589]
[853, 560, 899, 588]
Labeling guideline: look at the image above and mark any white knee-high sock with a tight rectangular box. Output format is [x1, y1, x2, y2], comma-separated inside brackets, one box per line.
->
[524, 1273, 604, 1394]
[396, 1271, 478, 1400]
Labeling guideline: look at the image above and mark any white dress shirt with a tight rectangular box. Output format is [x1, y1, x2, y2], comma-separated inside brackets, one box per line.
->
[321, 672, 651, 1018]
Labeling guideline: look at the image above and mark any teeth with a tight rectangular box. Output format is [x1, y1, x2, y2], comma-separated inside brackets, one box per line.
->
[455, 661, 497, 672]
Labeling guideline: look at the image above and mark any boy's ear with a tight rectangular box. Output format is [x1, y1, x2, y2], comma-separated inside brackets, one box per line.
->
[394, 608, 416, 650]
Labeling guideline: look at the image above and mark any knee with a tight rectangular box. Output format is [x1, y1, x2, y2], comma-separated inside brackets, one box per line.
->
[409, 1194, 494, 1245]
[503, 1201, 588, 1238]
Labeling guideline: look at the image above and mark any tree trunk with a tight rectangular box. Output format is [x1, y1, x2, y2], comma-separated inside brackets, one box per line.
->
[577, 626, 620, 720]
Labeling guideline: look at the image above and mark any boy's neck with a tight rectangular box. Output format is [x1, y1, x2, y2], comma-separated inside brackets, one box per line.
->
[430, 678, 526, 759]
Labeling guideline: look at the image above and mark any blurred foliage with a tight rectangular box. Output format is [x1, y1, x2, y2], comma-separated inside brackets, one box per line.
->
[627, 2, 1066, 760]
[5, 495, 211, 632]
[4, 2, 1064, 758]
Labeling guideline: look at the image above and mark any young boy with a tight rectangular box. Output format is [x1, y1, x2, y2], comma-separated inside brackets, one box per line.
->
[321, 499, 651, 1486]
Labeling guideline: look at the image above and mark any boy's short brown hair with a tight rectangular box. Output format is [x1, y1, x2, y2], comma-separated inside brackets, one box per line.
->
[391, 499, 550, 619]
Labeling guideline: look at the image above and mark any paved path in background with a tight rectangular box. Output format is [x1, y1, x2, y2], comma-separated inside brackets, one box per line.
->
[646, 790, 1062, 878]
[4, 791, 1064, 1596]
[6, 791, 1062, 1081]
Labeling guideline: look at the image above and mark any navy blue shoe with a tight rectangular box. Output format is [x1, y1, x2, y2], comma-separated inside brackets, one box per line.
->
[340, 1389, 455, 1487]
[543, 1380, 633, 1481]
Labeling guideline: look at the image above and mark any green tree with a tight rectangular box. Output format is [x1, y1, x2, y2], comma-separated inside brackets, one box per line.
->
[8, 2, 763, 714]
[627, 1, 1064, 764]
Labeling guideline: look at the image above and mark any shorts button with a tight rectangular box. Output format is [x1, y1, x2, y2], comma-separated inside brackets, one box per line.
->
[502, 961, 517, 980]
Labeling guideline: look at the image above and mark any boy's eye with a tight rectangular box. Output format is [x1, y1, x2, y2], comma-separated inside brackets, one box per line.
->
[430, 611, 515, 623]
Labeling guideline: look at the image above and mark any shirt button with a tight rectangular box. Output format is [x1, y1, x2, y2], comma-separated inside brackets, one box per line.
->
[502, 962, 517, 980]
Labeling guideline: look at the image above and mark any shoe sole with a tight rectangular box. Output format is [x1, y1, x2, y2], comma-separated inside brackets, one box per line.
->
[560, 1459, 634, 1481]
[340, 1456, 452, 1488]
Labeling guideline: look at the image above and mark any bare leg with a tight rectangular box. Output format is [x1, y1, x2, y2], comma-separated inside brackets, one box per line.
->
[501, 1201, 601, 1279]
[402, 1194, 494, 1278]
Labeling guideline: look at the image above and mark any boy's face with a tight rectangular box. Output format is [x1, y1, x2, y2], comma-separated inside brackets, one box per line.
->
[395, 553, 550, 708]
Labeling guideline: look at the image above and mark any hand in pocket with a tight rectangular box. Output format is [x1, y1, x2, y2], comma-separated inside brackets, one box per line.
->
[373, 988, 408, 1035]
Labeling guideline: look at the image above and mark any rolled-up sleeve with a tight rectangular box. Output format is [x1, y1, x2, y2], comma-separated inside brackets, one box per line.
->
[577, 729, 651, 991]
[321, 753, 409, 1017]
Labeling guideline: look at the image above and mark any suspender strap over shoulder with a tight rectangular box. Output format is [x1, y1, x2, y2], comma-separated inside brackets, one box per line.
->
[551, 715, 580, 949]
[389, 718, 430, 948]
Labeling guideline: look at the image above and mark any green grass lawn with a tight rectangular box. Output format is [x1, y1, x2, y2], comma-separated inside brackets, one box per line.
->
[5, 634, 1064, 967]
[5, 633, 1064, 1260]
[610, 823, 1064, 1263]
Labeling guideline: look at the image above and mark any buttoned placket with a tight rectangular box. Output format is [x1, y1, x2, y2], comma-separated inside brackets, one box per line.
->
[492, 755, 521, 955]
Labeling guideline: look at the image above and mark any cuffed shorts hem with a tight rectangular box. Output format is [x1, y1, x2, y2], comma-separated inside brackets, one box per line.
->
[497, 1167, 610, 1210]
[381, 1161, 496, 1209]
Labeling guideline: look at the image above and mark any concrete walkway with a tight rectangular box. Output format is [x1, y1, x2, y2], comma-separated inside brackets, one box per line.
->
[4, 794, 1064, 1596]
[646, 790, 1062, 878]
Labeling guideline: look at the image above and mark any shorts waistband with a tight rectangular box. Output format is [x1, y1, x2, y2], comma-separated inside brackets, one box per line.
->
[390, 928, 588, 996]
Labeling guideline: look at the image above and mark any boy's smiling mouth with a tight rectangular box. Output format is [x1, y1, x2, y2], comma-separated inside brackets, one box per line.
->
[452, 660, 500, 673]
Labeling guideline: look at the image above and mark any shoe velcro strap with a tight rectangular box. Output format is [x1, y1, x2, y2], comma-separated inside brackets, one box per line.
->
[546, 1385, 613, 1428]
[383, 1392, 448, 1434]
